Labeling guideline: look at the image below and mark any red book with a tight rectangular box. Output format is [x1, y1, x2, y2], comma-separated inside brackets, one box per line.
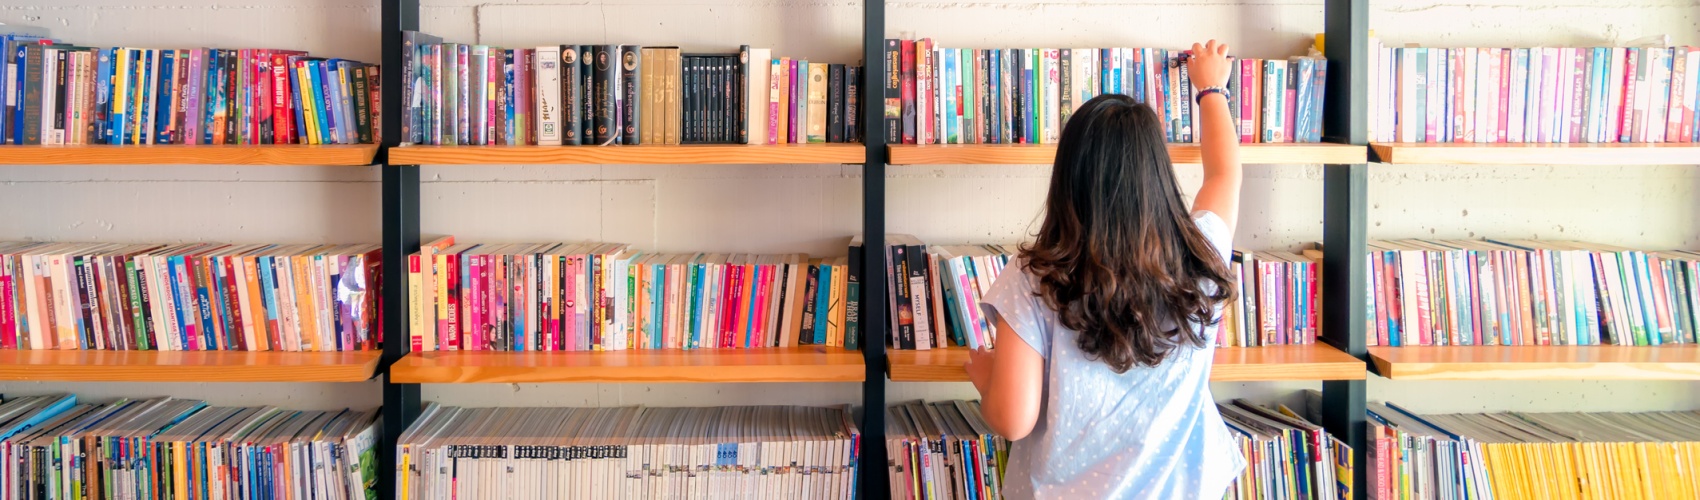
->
[720, 263, 742, 348]
[222, 254, 247, 350]
[271, 52, 294, 144]
[445, 252, 462, 351]
[1568, 50, 1587, 143]
[1451, 50, 1466, 143]
[900, 40, 916, 144]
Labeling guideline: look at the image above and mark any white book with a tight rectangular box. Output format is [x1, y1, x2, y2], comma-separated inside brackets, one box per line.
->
[1507, 49, 1528, 143]
[1687, 50, 1700, 142]
[1606, 48, 1628, 143]
[1367, 38, 1379, 142]
[534, 45, 563, 145]
[1044, 49, 1060, 143]
[1649, 48, 1672, 142]
[746, 48, 770, 145]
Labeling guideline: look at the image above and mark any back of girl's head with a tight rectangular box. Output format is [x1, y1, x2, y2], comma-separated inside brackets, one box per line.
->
[1019, 93, 1234, 373]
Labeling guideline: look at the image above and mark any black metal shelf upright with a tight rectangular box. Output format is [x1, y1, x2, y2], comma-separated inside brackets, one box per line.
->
[378, 2, 421, 500]
[1322, 0, 1369, 497]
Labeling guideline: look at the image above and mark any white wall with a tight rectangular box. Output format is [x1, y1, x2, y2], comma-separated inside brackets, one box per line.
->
[1, 0, 1697, 416]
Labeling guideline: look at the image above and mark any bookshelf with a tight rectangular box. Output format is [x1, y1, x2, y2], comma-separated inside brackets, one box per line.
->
[390, 144, 866, 165]
[1369, 346, 1700, 381]
[0, 145, 378, 166]
[391, 347, 866, 384]
[1370, 143, 1700, 166]
[0, 350, 381, 382]
[888, 344, 1368, 382]
[889, 143, 1368, 165]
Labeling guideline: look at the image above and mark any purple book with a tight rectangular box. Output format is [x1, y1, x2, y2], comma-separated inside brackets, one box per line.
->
[182, 49, 203, 144]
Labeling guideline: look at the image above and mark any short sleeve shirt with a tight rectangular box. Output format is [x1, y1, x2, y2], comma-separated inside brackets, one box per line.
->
[981, 211, 1246, 500]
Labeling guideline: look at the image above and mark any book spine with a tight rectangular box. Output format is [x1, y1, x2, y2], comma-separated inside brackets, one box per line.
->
[352, 65, 373, 144]
[622, 45, 642, 145]
[593, 45, 618, 145]
[535, 46, 562, 145]
[828, 64, 845, 143]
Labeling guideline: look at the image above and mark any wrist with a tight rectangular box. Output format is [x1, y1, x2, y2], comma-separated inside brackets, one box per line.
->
[1195, 86, 1230, 105]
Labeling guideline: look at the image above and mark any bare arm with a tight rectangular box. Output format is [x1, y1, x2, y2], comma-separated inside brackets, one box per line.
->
[964, 315, 1044, 441]
[1187, 40, 1243, 232]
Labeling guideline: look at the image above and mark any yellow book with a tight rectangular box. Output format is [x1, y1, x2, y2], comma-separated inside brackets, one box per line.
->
[296, 60, 322, 145]
[807, 63, 828, 143]
[293, 249, 321, 351]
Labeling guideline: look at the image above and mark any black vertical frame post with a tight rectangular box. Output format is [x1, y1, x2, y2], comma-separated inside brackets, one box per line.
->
[1322, 0, 1368, 498]
[380, 1, 421, 499]
[859, 0, 890, 499]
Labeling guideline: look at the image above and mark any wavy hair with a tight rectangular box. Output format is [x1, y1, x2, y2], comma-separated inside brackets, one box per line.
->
[1019, 94, 1235, 373]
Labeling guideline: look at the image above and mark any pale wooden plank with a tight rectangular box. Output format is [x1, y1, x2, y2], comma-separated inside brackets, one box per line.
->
[888, 143, 1367, 165]
[1370, 143, 1700, 165]
[0, 350, 381, 382]
[888, 344, 1367, 382]
[391, 347, 867, 383]
[0, 145, 377, 166]
[1369, 346, 1700, 380]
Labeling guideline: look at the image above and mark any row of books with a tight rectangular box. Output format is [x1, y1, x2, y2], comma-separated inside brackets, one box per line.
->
[877, 239, 1012, 351]
[882, 40, 1329, 145]
[401, 32, 863, 147]
[1222, 250, 1322, 348]
[1219, 394, 1353, 500]
[406, 237, 859, 352]
[0, 394, 379, 500]
[0, 242, 381, 352]
[1369, 43, 1700, 143]
[1, 31, 379, 146]
[1367, 403, 1700, 499]
[886, 400, 1009, 500]
[395, 404, 860, 500]
[1366, 240, 1700, 347]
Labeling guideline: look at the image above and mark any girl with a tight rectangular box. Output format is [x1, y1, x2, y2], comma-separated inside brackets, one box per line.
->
[963, 40, 1244, 499]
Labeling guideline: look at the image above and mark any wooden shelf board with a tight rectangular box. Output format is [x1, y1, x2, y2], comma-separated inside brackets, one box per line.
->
[0, 145, 378, 165]
[888, 143, 1367, 165]
[391, 347, 867, 383]
[389, 144, 866, 165]
[1370, 143, 1700, 165]
[1368, 345, 1700, 380]
[0, 350, 381, 382]
[888, 344, 1366, 382]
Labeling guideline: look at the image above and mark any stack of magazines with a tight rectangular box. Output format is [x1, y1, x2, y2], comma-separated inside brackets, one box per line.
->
[1220, 398, 1353, 500]
[1368, 403, 1700, 499]
[0, 394, 380, 500]
[395, 404, 860, 500]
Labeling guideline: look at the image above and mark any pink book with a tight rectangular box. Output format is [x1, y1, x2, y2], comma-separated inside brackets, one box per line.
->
[1284, 86, 1297, 145]
[1568, 49, 1587, 143]
[749, 264, 769, 348]
[562, 255, 579, 351]
[1238, 59, 1255, 143]
[768, 60, 781, 144]
[1497, 49, 1511, 143]
[0, 277, 13, 349]
[468, 254, 484, 351]
[183, 50, 203, 145]
[1667, 47, 1689, 142]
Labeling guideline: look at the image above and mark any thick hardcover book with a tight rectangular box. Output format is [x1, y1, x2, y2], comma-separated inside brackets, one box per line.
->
[592, 45, 619, 145]
[621, 45, 641, 145]
[553, 45, 575, 145]
[827, 64, 845, 143]
[640, 48, 658, 145]
[20, 45, 42, 145]
[884, 39, 900, 144]
[579, 45, 595, 144]
[664, 49, 680, 145]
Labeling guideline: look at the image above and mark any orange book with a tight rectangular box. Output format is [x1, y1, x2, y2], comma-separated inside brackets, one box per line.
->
[293, 248, 322, 351]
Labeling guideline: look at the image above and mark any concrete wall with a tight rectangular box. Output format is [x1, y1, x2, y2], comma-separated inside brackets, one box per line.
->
[0, 0, 1697, 414]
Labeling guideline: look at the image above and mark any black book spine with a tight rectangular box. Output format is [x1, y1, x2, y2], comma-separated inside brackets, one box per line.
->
[352, 65, 373, 144]
[846, 243, 862, 350]
[979, 50, 992, 143]
[21, 46, 44, 145]
[559, 45, 580, 145]
[1014, 49, 1027, 144]
[737, 46, 750, 144]
[884, 39, 900, 145]
[401, 31, 418, 144]
[708, 57, 720, 143]
[798, 262, 819, 346]
[224, 52, 238, 144]
[891, 245, 915, 350]
[905, 242, 930, 348]
[827, 64, 844, 143]
[621, 45, 641, 145]
[1059, 48, 1074, 130]
[579, 45, 595, 144]
[846, 66, 860, 143]
[682, 57, 694, 143]
[592, 45, 617, 145]
[53, 50, 66, 143]
[720, 56, 731, 143]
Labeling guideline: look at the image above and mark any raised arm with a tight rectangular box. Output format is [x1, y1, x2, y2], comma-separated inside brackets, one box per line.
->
[1186, 40, 1243, 232]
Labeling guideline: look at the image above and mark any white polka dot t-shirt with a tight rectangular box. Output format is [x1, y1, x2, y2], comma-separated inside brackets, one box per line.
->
[981, 211, 1246, 500]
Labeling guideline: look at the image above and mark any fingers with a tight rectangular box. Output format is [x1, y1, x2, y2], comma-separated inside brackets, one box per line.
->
[1217, 42, 1230, 56]
[1191, 42, 1204, 56]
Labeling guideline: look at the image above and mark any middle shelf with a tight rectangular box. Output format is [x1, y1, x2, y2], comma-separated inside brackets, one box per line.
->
[888, 143, 1368, 165]
[889, 343, 1367, 382]
[390, 346, 867, 383]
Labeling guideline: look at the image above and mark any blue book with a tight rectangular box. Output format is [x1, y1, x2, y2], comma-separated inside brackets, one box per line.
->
[209, 257, 232, 350]
[155, 50, 175, 144]
[308, 60, 334, 144]
[287, 59, 308, 144]
[259, 256, 280, 342]
[165, 254, 191, 349]
[1133, 50, 1147, 104]
[813, 263, 832, 345]
[688, 260, 704, 349]
[193, 255, 216, 350]
[94, 48, 112, 144]
[136, 50, 156, 144]
[337, 61, 359, 144]
[504, 50, 516, 144]
[0, 394, 77, 440]
[320, 59, 345, 144]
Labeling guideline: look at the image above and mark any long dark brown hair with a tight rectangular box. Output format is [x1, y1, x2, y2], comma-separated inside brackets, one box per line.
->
[1020, 94, 1234, 373]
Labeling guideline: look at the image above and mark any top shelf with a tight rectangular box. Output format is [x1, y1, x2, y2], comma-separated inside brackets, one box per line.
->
[389, 144, 866, 165]
[1370, 143, 1700, 166]
[1369, 345, 1700, 380]
[888, 143, 1368, 165]
[0, 145, 378, 166]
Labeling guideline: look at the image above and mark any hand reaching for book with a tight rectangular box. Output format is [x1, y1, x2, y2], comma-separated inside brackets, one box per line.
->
[1187, 40, 1232, 89]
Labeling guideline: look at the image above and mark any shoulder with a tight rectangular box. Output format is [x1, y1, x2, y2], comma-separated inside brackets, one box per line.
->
[1190, 210, 1233, 262]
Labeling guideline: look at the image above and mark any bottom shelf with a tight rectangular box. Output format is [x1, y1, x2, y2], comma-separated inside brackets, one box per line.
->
[1369, 345, 1700, 380]
[0, 350, 382, 382]
[887, 344, 1367, 382]
[390, 347, 867, 383]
